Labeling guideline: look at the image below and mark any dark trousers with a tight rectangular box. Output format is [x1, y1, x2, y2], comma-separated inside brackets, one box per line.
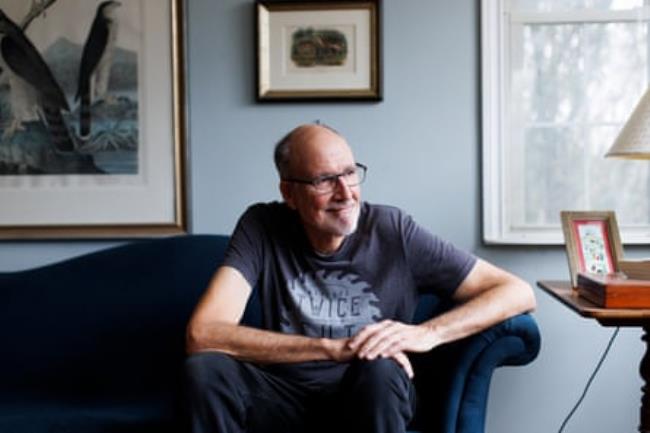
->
[184, 352, 416, 433]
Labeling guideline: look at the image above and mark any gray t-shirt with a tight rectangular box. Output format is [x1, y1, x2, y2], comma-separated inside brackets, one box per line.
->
[223, 201, 476, 340]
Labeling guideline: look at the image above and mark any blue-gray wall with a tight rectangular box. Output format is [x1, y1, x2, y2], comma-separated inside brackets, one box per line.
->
[0, 1, 645, 432]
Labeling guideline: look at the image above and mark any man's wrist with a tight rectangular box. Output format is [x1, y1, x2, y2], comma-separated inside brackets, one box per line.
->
[319, 337, 352, 362]
[421, 323, 443, 350]
[319, 337, 338, 360]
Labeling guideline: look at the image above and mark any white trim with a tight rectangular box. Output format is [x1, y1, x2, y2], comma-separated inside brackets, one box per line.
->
[481, 0, 508, 244]
[481, 0, 650, 245]
[511, 8, 650, 25]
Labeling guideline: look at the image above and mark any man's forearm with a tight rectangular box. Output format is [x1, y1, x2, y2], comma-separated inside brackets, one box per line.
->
[423, 278, 536, 348]
[349, 262, 536, 361]
[186, 321, 350, 364]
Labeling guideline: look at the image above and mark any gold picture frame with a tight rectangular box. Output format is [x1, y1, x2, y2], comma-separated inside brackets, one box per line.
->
[561, 211, 624, 288]
[0, 0, 187, 239]
[256, 0, 381, 101]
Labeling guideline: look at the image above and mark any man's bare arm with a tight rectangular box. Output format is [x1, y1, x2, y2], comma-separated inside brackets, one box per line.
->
[422, 259, 536, 346]
[186, 266, 354, 363]
[348, 259, 536, 359]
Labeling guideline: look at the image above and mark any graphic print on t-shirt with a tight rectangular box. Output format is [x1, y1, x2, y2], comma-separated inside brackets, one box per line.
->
[281, 270, 382, 338]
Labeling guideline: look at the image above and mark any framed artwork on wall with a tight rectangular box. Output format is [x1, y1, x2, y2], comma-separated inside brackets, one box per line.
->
[561, 211, 624, 288]
[0, 0, 187, 239]
[256, 0, 381, 101]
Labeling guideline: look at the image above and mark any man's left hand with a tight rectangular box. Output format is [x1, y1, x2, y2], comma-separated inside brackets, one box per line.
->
[347, 320, 438, 360]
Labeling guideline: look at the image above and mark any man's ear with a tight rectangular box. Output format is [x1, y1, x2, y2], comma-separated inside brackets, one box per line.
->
[280, 181, 296, 209]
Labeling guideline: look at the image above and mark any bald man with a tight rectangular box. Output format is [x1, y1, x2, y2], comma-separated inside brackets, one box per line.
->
[184, 124, 536, 433]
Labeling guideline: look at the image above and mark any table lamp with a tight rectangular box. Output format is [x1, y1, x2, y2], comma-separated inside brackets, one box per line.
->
[605, 89, 650, 278]
[606, 88, 650, 159]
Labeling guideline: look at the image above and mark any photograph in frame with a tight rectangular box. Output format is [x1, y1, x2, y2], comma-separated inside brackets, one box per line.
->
[256, 0, 381, 101]
[561, 211, 624, 288]
[0, 0, 187, 239]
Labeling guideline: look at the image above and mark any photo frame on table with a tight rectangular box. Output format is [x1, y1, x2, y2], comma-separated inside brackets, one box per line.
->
[0, 0, 188, 239]
[256, 0, 381, 101]
[561, 211, 624, 288]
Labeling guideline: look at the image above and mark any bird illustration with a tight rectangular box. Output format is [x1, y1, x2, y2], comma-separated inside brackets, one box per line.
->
[0, 8, 75, 152]
[76, 0, 121, 139]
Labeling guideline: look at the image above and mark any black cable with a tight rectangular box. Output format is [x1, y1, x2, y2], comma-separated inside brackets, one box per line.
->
[558, 327, 620, 433]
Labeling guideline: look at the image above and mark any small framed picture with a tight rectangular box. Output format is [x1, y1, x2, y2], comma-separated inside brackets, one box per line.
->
[561, 211, 624, 288]
[255, 0, 381, 101]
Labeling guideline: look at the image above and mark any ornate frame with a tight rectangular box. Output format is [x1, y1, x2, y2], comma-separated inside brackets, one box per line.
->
[0, 0, 188, 239]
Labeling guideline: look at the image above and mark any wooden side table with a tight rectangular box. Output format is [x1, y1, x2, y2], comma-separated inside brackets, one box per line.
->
[538, 281, 650, 433]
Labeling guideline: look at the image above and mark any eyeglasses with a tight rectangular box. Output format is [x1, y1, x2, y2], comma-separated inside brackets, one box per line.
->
[283, 163, 367, 194]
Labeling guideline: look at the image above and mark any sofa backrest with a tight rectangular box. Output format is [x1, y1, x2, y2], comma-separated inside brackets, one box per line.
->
[0, 235, 229, 400]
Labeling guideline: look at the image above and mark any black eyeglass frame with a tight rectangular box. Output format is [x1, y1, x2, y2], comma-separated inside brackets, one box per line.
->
[282, 163, 368, 192]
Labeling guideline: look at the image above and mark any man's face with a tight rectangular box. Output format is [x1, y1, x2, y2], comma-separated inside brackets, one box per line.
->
[280, 126, 361, 252]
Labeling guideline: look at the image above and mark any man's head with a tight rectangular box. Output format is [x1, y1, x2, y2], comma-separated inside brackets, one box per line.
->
[276, 124, 363, 253]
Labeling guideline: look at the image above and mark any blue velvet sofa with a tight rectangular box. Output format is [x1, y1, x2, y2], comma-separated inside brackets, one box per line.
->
[0, 235, 540, 433]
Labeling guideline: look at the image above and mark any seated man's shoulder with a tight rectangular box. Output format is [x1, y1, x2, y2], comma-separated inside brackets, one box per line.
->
[243, 201, 289, 217]
[239, 201, 296, 233]
[364, 202, 410, 224]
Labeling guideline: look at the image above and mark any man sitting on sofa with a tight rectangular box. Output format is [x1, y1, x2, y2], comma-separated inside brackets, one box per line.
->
[184, 123, 536, 433]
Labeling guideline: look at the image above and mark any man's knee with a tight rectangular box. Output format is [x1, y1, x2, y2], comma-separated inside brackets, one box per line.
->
[348, 358, 411, 394]
[185, 352, 242, 394]
[340, 358, 415, 430]
[185, 353, 250, 431]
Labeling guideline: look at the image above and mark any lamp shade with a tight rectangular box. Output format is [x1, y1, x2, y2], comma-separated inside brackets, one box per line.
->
[606, 88, 650, 159]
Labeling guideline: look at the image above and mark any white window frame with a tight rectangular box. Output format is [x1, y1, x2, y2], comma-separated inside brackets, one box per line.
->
[481, 0, 650, 244]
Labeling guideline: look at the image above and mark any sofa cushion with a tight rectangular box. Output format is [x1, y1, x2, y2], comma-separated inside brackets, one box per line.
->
[0, 397, 181, 433]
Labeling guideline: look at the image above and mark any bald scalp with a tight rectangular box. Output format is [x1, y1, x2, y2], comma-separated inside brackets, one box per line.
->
[274, 124, 343, 179]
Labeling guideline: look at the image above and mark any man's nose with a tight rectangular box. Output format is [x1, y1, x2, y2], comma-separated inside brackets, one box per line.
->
[332, 175, 353, 199]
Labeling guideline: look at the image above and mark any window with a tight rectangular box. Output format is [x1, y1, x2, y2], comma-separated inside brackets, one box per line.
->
[482, 0, 650, 244]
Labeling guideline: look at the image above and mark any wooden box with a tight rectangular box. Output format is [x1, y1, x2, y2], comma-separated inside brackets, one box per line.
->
[577, 272, 650, 308]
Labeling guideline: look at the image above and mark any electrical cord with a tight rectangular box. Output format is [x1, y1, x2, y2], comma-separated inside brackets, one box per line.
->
[558, 327, 620, 433]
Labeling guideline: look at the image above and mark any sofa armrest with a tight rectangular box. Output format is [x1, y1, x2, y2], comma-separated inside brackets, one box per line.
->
[410, 313, 540, 433]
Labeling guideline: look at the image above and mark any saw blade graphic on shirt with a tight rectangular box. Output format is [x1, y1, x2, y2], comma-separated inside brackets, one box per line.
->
[281, 270, 381, 338]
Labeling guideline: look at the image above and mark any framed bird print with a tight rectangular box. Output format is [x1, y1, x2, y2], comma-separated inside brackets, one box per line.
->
[0, 0, 187, 239]
[256, 0, 382, 101]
